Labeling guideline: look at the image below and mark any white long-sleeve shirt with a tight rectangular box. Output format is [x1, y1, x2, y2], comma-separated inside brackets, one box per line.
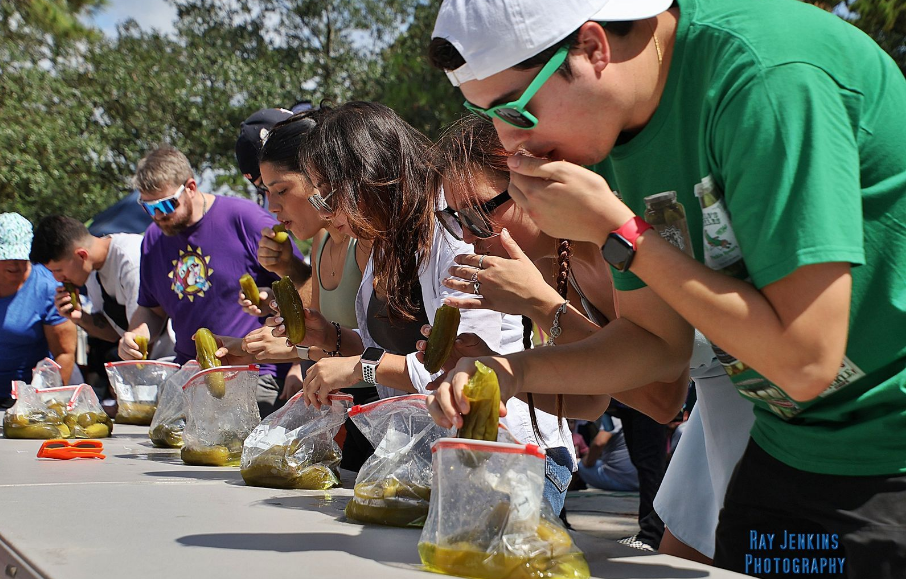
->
[355, 220, 575, 460]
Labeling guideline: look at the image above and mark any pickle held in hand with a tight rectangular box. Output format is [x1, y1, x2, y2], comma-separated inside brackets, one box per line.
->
[423, 305, 461, 373]
[272, 275, 306, 344]
[194, 327, 226, 398]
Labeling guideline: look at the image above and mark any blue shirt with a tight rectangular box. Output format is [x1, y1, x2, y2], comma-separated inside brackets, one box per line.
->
[0, 264, 67, 397]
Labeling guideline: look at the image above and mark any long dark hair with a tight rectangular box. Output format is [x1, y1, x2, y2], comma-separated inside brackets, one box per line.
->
[434, 114, 568, 442]
[301, 102, 435, 322]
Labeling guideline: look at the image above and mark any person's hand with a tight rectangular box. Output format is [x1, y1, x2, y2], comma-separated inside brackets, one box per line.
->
[118, 330, 149, 361]
[426, 356, 517, 430]
[507, 154, 635, 246]
[258, 226, 295, 277]
[53, 286, 82, 321]
[302, 356, 360, 409]
[280, 363, 305, 400]
[269, 305, 333, 349]
[194, 332, 255, 365]
[238, 287, 274, 317]
[416, 327, 498, 373]
[442, 228, 561, 317]
[242, 325, 299, 362]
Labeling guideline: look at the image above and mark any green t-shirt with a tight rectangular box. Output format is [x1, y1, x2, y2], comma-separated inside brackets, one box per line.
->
[592, 0, 906, 475]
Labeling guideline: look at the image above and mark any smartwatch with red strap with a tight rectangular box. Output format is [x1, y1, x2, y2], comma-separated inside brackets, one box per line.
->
[601, 216, 654, 272]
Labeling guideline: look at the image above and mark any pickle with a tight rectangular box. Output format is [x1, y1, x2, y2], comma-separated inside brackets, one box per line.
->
[4, 423, 63, 439]
[46, 402, 66, 421]
[458, 361, 500, 441]
[77, 412, 98, 428]
[3, 412, 64, 439]
[115, 402, 156, 425]
[181, 444, 239, 467]
[195, 327, 226, 398]
[423, 305, 461, 373]
[80, 423, 110, 439]
[9, 413, 30, 427]
[241, 446, 341, 490]
[272, 224, 289, 244]
[63, 282, 81, 311]
[57, 423, 72, 438]
[271, 276, 306, 344]
[346, 479, 432, 527]
[239, 273, 261, 307]
[134, 335, 149, 360]
[150, 421, 184, 448]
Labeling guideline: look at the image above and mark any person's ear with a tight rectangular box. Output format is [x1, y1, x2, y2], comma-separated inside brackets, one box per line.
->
[576, 21, 611, 74]
[75, 248, 89, 263]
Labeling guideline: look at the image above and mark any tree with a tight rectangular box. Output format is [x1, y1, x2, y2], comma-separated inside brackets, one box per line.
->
[371, 0, 463, 139]
[0, 1, 114, 223]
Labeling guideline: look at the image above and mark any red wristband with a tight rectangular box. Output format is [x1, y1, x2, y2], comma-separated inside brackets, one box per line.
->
[611, 216, 654, 250]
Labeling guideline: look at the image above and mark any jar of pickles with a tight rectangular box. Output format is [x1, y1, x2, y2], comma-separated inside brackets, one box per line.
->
[643, 191, 694, 257]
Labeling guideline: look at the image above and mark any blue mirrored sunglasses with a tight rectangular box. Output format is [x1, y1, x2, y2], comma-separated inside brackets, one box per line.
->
[137, 182, 187, 216]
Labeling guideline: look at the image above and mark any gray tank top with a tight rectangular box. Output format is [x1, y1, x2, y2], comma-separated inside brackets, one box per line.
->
[316, 235, 361, 330]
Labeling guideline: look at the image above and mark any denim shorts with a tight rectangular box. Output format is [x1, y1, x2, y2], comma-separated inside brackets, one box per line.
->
[543, 446, 575, 514]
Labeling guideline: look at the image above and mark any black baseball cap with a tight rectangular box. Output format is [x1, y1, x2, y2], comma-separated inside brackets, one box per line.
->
[236, 108, 293, 181]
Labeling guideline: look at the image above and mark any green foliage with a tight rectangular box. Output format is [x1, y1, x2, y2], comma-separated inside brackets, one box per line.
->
[2, 0, 902, 228]
[371, 0, 464, 139]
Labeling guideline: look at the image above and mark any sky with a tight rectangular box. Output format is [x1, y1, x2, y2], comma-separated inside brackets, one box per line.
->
[89, 0, 178, 37]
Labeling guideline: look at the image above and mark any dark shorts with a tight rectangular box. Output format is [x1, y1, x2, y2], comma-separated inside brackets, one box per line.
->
[339, 387, 379, 472]
[714, 439, 906, 578]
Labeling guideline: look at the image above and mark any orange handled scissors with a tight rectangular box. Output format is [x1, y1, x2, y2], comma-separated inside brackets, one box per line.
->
[37, 439, 105, 460]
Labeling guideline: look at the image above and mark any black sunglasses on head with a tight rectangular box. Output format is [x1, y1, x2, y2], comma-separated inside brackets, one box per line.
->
[436, 189, 511, 241]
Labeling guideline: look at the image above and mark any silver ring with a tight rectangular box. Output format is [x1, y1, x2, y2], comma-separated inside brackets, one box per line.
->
[470, 271, 479, 282]
[473, 281, 481, 295]
[477, 254, 487, 269]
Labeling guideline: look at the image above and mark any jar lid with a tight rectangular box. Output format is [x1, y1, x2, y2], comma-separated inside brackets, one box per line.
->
[643, 190, 678, 208]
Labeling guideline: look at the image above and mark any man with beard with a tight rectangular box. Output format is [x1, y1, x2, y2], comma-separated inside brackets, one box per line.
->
[118, 145, 300, 417]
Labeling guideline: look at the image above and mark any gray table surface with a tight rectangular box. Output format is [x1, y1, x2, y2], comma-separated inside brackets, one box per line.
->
[0, 420, 751, 579]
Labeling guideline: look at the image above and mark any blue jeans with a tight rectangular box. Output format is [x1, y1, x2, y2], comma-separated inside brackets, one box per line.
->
[543, 446, 574, 514]
[577, 462, 639, 492]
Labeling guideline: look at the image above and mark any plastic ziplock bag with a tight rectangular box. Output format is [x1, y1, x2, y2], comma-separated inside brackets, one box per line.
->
[241, 392, 353, 489]
[181, 365, 260, 466]
[345, 394, 455, 528]
[37, 385, 114, 439]
[31, 358, 63, 389]
[149, 361, 199, 448]
[419, 439, 589, 579]
[3, 381, 62, 439]
[105, 360, 180, 425]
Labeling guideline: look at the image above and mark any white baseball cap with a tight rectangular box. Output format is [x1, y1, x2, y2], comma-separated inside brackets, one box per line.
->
[433, 0, 673, 86]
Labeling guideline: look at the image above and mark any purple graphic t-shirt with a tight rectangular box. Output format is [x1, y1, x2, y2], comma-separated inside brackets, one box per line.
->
[138, 196, 293, 374]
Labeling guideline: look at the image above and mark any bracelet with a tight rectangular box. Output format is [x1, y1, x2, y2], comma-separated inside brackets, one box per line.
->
[325, 321, 342, 357]
[545, 301, 569, 347]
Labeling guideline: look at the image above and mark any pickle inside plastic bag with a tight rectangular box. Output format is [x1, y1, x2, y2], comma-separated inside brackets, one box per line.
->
[458, 361, 500, 442]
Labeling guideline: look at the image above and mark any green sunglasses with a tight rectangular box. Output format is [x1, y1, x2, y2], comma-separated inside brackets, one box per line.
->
[463, 44, 570, 129]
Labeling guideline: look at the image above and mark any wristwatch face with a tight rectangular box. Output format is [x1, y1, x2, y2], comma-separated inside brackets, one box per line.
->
[296, 346, 310, 361]
[601, 233, 634, 272]
[361, 347, 385, 364]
